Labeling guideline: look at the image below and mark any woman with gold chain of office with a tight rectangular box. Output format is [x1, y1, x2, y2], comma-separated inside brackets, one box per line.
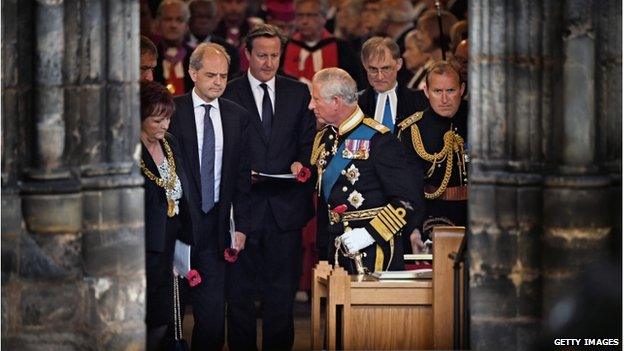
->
[397, 60, 469, 251]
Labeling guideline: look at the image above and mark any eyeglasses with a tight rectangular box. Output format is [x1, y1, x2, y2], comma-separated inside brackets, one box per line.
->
[365, 65, 395, 76]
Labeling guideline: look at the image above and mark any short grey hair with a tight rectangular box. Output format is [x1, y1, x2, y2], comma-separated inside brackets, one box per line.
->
[157, 0, 191, 22]
[189, 43, 231, 71]
[312, 68, 358, 105]
[295, 0, 329, 17]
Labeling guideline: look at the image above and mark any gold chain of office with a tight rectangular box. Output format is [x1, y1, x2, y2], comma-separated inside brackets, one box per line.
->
[140, 138, 178, 217]
[409, 125, 465, 200]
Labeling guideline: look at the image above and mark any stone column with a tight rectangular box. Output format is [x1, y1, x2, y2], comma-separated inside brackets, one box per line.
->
[80, 1, 145, 349]
[470, 0, 621, 348]
[469, 0, 559, 349]
[541, 0, 616, 311]
[1, 0, 146, 349]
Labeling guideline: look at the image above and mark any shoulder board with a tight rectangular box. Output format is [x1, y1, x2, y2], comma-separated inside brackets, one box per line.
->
[362, 118, 390, 134]
[397, 111, 424, 131]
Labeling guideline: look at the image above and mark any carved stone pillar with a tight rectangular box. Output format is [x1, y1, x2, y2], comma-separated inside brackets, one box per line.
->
[470, 0, 621, 349]
[469, 1, 553, 348]
[1, 1, 145, 349]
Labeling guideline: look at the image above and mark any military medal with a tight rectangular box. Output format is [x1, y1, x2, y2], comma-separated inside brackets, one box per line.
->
[347, 190, 365, 209]
[345, 164, 360, 185]
[342, 139, 370, 159]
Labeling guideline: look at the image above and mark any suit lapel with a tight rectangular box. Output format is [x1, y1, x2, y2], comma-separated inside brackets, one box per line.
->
[238, 79, 268, 145]
[218, 98, 234, 195]
[180, 94, 202, 192]
[363, 88, 376, 118]
[270, 77, 289, 146]
[396, 84, 408, 121]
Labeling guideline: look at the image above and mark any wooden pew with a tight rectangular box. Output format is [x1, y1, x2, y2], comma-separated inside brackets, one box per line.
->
[311, 226, 465, 350]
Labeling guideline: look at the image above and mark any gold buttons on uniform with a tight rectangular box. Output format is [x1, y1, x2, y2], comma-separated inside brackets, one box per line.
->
[342, 186, 348, 192]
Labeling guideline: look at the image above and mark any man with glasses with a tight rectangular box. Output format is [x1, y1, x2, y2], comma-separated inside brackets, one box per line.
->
[140, 35, 158, 82]
[358, 37, 429, 133]
[357, 36, 427, 253]
[396, 60, 468, 252]
[283, 0, 363, 88]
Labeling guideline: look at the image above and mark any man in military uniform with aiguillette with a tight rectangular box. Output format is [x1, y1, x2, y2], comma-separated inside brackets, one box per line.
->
[397, 60, 469, 249]
[308, 67, 422, 274]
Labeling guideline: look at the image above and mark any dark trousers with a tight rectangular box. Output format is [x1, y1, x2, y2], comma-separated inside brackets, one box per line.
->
[180, 207, 226, 351]
[227, 211, 302, 351]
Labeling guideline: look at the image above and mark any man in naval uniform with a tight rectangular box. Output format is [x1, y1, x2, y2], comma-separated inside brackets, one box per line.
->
[397, 60, 468, 249]
[308, 67, 422, 274]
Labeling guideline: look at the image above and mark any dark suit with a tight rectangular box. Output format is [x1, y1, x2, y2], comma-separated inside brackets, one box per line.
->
[143, 133, 197, 349]
[358, 85, 428, 252]
[168, 93, 251, 351]
[143, 133, 196, 323]
[358, 84, 429, 134]
[223, 74, 316, 350]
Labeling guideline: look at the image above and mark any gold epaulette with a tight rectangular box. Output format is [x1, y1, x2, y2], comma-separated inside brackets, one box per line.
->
[397, 111, 424, 132]
[310, 127, 328, 165]
[362, 118, 390, 134]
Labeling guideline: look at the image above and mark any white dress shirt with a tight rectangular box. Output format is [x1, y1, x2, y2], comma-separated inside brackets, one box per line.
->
[192, 88, 224, 202]
[247, 71, 276, 120]
[374, 82, 399, 125]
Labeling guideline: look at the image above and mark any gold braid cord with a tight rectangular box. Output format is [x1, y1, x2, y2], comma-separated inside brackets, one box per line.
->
[140, 138, 177, 189]
[410, 124, 465, 199]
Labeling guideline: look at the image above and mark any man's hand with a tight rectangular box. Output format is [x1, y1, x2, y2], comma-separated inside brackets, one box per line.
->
[233, 231, 246, 251]
[290, 162, 303, 175]
[410, 229, 427, 254]
[339, 228, 375, 253]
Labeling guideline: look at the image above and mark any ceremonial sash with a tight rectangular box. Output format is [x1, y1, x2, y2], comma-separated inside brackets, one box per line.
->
[322, 124, 376, 201]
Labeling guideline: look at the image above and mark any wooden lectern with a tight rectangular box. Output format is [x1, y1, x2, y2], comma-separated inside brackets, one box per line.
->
[311, 226, 464, 350]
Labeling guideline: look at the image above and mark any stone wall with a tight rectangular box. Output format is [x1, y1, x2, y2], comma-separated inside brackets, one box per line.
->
[1, 1, 145, 349]
[469, 0, 621, 349]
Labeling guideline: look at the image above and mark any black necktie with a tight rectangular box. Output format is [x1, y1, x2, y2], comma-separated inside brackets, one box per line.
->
[260, 83, 273, 137]
[200, 104, 215, 213]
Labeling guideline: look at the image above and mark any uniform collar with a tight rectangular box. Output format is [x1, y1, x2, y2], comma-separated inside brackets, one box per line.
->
[338, 106, 364, 136]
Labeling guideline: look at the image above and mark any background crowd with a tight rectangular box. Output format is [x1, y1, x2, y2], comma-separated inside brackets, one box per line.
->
[138, 0, 469, 349]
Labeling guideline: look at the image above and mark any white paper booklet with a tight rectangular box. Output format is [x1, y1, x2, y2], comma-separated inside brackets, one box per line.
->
[173, 240, 191, 277]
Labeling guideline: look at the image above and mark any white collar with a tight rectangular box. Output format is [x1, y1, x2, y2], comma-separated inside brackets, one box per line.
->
[192, 88, 220, 111]
[247, 70, 276, 92]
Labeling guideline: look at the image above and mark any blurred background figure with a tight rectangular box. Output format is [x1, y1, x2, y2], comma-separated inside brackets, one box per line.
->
[449, 19, 468, 52]
[186, 0, 241, 77]
[265, 0, 296, 37]
[283, 0, 363, 88]
[153, 0, 194, 95]
[453, 38, 468, 98]
[414, 9, 457, 65]
[402, 29, 431, 90]
[215, 0, 252, 48]
[141, 0, 160, 43]
[361, 0, 388, 38]
[141, 35, 159, 82]
[381, 0, 415, 85]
